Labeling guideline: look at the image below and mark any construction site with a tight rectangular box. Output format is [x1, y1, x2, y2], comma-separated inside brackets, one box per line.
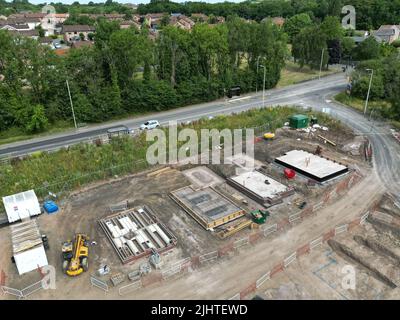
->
[0, 113, 395, 300]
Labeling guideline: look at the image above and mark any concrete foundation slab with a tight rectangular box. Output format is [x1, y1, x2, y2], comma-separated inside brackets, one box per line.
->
[170, 186, 245, 230]
[227, 171, 295, 206]
[182, 166, 224, 189]
[99, 206, 177, 264]
[275, 150, 348, 183]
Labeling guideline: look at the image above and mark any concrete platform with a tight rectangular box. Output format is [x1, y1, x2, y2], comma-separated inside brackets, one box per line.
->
[99, 206, 177, 264]
[182, 166, 223, 189]
[227, 170, 295, 206]
[275, 150, 348, 183]
[170, 186, 245, 230]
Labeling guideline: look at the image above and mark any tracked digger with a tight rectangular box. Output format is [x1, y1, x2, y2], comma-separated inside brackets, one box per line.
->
[62, 234, 89, 277]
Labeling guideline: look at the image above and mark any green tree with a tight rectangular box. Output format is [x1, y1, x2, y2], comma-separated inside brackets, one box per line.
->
[26, 104, 48, 133]
[341, 37, 356, 58]
[283, 13, 313, 42]
[354, 37, 381, 61]
[292, 25, 328, 69]
[320, 16, 344, 41]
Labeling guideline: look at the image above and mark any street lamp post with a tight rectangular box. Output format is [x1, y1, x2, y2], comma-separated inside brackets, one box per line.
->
[319, 48, 326, 80]
[260, 65, 266, 108]
[364, 68, 374, 116]
[66, 79, 77, 129]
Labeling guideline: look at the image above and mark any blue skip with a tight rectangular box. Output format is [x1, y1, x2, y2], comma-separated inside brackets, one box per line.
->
[43, 200, 59, 214]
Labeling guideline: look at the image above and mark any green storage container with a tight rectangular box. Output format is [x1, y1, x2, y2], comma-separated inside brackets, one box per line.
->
[289, 114, 309, 129]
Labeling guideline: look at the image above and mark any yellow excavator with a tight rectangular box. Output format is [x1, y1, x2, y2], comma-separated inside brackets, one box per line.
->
[62, 234, 89, 277]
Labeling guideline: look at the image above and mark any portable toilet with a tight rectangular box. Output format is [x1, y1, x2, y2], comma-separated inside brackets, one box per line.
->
[289, 114, 309, 129]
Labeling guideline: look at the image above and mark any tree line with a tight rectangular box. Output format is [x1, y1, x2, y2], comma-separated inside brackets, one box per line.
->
[0, 17, 287, 133]
[138, 0, 400, 30]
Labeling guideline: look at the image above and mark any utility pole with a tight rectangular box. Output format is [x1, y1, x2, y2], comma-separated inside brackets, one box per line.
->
[260, 65, 266, 108]
[66, 79, 77, 129]
[256, 56, 261, 93]
[319, 48, 325, 80]
[364, 68, 374, 116]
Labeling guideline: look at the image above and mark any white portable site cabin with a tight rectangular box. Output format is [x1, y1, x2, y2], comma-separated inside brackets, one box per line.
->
[2, 190, 41, 223]
[11, 219, 48, 275]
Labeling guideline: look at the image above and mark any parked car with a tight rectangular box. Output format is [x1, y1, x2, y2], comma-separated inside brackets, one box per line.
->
[42, 234, 50, 250]
[298, 201, 307, 209]
[106, 125, 131, 139]
[140, 120, 160, 130]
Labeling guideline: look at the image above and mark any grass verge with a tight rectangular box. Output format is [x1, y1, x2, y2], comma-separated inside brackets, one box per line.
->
[0, 106, 343, 202]
[277, 61, 340, 88]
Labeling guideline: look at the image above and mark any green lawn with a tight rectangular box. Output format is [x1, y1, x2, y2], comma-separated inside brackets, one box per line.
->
[334, 92, 400, 130]
[277, 61, 340, 88]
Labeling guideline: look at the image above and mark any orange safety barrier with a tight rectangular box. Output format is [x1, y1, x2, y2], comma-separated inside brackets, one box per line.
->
[296, 243, 311, 257]
[300, 206, 313, 218]
[277, 218, 289, 230]
[270, 262, 284, 278]
[348, 218, 361, 230]
[323, 229, 335, 241]
[191, 256, 201, 269]
[0, 269, 6, 286]
[218, 242, 234, 257]
[240, 282, 257, 300]
[323, 190, 331, 203]
[249, 231, 262, 244]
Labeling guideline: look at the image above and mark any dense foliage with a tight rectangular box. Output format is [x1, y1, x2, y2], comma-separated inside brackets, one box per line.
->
[0, 17, 287, 133]
[138, 0, 400, 29]
[0, 0, 134, 16]
[350, 53, 400, 120]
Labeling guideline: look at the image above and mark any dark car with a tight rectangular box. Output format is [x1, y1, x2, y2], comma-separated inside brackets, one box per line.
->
[42, 234, 50, 250]
[299, 201, 307, 209]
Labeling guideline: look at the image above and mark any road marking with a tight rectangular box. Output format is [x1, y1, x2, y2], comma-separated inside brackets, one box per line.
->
[228, 96, 252, 103]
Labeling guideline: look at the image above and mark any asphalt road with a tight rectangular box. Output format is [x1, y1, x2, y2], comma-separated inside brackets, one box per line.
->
[0, 73, 346, 157]
[1, 72, 399, 200]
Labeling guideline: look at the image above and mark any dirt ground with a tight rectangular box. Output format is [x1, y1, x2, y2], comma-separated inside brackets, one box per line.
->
[254, 194, 400, 300]
[0, 124, 379, 300]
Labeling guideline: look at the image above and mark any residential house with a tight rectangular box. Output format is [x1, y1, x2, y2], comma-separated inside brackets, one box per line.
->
[145, 13, 164, 29]
[170, 15, 195, 30]
[7, 13, 44, 30]
[191, 13, 208, 23]
[271, 17, 285, 27]
[261, 17, 285, 27]
[7, 29, 40, 40]
[373, 25, 400, 44]
[82, 13, 125, 21]
[41, 13, 69, 36]
[120, 20, 141, 30]
[39, 36, 54, 47]
[62, 25, 95, 42]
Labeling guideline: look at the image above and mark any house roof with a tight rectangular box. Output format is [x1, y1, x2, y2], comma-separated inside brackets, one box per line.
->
[9, 24, 30, 30]
[39, 36, 54, 44]
[271, 17, 285, 27]
[62, 25, 96, 33]
[7, 29, 39, 37]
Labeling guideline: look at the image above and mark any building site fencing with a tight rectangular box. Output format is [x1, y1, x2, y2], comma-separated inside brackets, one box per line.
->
[86, 169, 367, 297]
[90, 276, 109, 293]
[227, 209, 372, 300]
[118, 279, 142, 296]
[1, 279, 44, 300]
